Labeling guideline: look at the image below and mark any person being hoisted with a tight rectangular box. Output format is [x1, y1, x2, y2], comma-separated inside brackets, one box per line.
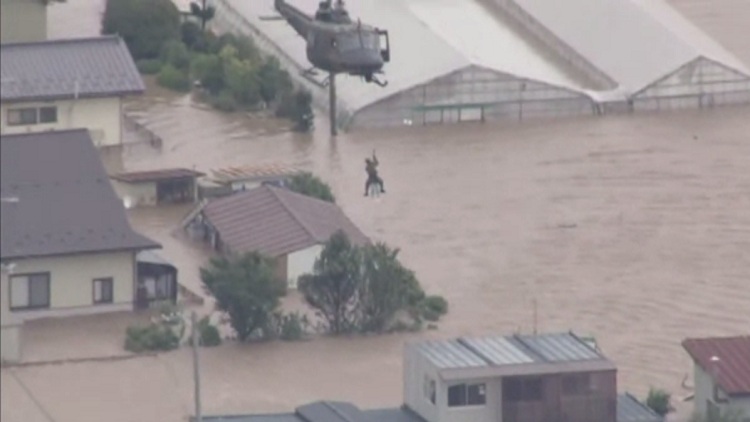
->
[364, 150, 385, 196]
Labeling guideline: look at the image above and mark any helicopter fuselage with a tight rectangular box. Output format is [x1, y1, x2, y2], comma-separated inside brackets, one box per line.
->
[274, 0, 390, 84]
[305, 22, 384, 76]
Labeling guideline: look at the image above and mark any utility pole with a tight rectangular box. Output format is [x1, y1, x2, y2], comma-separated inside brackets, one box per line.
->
[191, 312, 202, 422]
[329, 72, 338, 136]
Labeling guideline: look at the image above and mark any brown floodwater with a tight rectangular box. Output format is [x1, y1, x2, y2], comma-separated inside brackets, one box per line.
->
[3, 1, 747, 422]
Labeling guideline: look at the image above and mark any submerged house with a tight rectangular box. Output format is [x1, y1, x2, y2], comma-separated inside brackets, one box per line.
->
[0, 130, 178, 361]
[0, 35, 145, 147]
[682, 336, 750, 422]
[110, 168, 206, 207]
[200, 332, 663, 422]
[185, 185, 369, 288]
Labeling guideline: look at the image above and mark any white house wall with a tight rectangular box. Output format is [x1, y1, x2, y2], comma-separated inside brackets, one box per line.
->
[1, 267, 23, 362]
[693, 363, 750, 421]
[351, 66, 596, 130]
[633, 58, 750, 111]
[0, 96, 123, 147]
[404, 344, 441, 422]
[0, 0, 47, 43]
[286, 244, 322, 289]
[111, 180, 158, 207]
[7, 251, 136, 321]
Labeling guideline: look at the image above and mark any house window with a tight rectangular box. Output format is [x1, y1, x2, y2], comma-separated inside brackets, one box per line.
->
[7, 108, 38, 126]
[93, 278, 114, 304]
[562, 373, 591, 395]
[448, 383, 486, 407]
[9, 273, 50, 310]
[423, 376, 436, 404]
[503, 376, 543, 402]
[38, 106, 58, 123]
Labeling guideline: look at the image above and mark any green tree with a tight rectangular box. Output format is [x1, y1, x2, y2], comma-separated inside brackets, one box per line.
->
[645, 388, 671, 417]
[191, 53, 224, 94]
[102, 0, 180, 60]
[200, 253, 286, 341]
[277, 89, 314, 132]
[298, 231, 362, 334]
[258, 57, 293, 105]
[358, 243, 426, 333]
[160, 39, 191, 70]
[287, 172, 336, 203]
[189, 0, 215, 31]
[223, 55, 261, 106]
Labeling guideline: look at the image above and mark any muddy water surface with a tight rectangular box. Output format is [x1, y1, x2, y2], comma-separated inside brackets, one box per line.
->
[7, 1, 748, 421]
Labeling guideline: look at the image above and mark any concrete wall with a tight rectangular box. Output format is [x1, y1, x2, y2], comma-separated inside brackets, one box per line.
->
[286, 244, 322, 289]
[111, 180, 158, 207]
[0, 96, 123, 147]
[693, 363, 750, 421]
[6, 251, 136, 321]
[404, 344, 442, 422]
[0, 0, 47, 44]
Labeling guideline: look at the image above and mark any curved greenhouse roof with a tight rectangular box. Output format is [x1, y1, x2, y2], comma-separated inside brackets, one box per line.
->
[512, 0, 750, 93]
[224, 0, 593, 114]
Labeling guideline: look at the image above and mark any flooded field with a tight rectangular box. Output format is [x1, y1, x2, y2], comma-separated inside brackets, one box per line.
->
[3, 1, 748, 422]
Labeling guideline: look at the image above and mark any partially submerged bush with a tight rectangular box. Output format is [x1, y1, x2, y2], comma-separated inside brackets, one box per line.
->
[419, 295, 449, 322]
[125, 323, 180, 353]
[189, 316, 222, 347]
[156, 64, 192, 92]
[646, 388, 671, 417]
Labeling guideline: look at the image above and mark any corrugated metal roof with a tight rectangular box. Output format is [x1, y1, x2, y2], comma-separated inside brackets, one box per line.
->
[1, 130, 160, 259]
[413, 332, 608, 371]
[514, 333, 603, 362]
[617, 393, 663, 422]
[210, 164, 301, 183]
[111, 168, 205, 183]
[201, 404, 428, 422]
[0, 35, 145, 102]
[223, 0, 588, 115]
[416, 339, 489, 369]
[459, 336, 536, 366]
[201, 185, 369, 257]
[510, 0, 750, 92]
[682, 335, 750, 395]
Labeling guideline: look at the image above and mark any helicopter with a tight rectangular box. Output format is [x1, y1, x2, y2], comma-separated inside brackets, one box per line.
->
[271, 0, 391, 87]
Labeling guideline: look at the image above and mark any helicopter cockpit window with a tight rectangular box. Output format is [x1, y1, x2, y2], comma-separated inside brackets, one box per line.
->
[336, 32, 379, 52]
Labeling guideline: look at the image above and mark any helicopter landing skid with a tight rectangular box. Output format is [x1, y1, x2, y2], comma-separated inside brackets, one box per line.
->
[365, 74, 388, 87]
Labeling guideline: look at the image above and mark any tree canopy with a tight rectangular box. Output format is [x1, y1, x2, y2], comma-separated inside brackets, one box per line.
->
[299, 231, 448, 335]
[102, 0, 181, 60]
[287, 172, 336, 203]
[200, 252, 286, 341]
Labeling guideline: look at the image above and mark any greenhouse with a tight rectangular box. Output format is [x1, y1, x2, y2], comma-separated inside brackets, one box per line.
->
[209, 0, 750, 131]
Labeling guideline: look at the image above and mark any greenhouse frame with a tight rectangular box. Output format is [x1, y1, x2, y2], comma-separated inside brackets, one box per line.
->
[209, 0, 750, 132]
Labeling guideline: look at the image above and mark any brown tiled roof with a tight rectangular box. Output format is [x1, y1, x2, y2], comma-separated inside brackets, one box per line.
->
[201, 185, 369, 257]
[682, 335, 750, 396]
[1, 130, 160, 259]
[111, 168, 205, 183]
[0, 35, 144, 102]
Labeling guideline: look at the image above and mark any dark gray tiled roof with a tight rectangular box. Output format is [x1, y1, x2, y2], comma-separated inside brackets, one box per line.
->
[200, 403, 426, 422]
[201, 185, 369, 257]
[617, 393, 664, 422]
[1, 129, 160, 260]
[0, 35, 144, 102]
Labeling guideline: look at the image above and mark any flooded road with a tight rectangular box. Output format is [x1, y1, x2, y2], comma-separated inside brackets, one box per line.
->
[5, 1, 746, 421]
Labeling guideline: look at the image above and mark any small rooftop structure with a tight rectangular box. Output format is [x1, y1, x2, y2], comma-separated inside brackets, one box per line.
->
[199, 185, 369, 257]
[0, 35, 144, 102]
[210, 163, 301, 184]
[1, 129, 159, 260]
[682, 335, 750, 396]
[111, 168, 205, 184]
[410, 331, 615, 380]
